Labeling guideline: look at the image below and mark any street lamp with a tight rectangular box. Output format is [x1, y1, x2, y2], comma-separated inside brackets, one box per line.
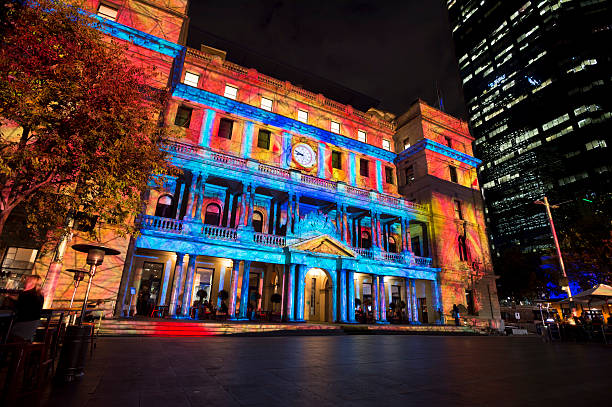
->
[535, 197, 572, 299]
[71, 244, 120, 325]
[66, 268, 86, 309]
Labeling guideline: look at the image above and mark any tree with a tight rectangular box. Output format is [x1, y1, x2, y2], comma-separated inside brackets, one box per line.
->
[0, 0, 174, 238]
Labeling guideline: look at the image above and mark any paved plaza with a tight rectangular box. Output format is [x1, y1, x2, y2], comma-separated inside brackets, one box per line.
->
[41, 335, 611, 407]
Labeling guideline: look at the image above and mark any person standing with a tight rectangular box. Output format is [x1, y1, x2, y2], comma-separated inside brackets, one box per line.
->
[11, 275, 44, 341]
[452, 304, 460, 327]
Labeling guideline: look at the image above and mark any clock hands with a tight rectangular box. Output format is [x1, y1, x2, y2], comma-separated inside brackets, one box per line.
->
[295, 151, 304, 157]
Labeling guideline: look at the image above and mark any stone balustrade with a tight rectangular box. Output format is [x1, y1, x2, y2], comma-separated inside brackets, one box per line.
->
[254, 232, 287, 247]
[139, 215, 184, 233]
[201, 224, 239, 241]
[413, 256, 433, 267]
[300, 173, 337, 190]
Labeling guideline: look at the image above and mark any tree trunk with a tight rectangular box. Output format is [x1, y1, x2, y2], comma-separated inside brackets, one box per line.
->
[0, 209, 10, 237]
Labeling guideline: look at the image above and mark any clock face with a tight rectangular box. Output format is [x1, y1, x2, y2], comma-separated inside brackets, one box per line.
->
[292, 143, 316, 168]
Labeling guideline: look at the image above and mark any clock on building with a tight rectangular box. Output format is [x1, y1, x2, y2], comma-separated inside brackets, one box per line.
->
[292, 143, 316, 168]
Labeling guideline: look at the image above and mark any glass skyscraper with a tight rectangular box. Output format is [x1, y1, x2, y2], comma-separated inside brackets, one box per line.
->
[447, 0, 611, 255]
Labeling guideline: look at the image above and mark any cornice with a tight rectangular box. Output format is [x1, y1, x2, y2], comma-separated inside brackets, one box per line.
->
[395, 139, 481, 167]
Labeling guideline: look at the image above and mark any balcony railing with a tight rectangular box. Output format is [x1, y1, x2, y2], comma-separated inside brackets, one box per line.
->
[254, 232, 286, 247]
[139, 215, 433, 268]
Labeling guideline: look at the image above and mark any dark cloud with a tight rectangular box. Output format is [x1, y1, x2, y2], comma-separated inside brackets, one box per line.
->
[187, 0, 467, 119]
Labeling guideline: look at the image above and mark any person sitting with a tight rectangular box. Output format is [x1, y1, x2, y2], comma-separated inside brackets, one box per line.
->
[10, 275, 44, 341]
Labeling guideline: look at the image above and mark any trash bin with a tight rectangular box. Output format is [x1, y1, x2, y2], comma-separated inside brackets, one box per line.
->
[56, 324, 92, 382]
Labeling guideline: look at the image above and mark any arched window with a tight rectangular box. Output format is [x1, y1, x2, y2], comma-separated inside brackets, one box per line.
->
[154, 195, 173, 218]
[361, 231, 372, 249]
[204, 203, 222, 226]
[388, 236, 397, 253]
[252, 211, 263, 233]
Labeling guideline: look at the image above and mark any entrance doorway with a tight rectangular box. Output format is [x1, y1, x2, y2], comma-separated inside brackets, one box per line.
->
[304, 268, 332, 322]
[136, 262, 163, 316]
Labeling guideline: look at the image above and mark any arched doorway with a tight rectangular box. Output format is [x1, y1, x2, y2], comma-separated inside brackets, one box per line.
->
[155, 195, 173, 218]
[304, 268, 333, 322]
[204, 203, 221, 225]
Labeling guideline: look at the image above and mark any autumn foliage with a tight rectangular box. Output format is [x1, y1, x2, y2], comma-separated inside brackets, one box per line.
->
[0, 0, 174, 238]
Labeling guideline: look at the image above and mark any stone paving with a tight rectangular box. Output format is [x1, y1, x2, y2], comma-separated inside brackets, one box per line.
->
[40, 335, 611, 407]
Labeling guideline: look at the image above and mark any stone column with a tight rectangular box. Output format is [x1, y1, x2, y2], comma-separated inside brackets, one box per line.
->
[410, 279, 419, 323]
[268, 199, 275, 234]
[168, 253, 185, 316]
[370, 213, 377, 248]
[400, 218, 407, 252]
[295, 265, 306, 321]
[246, 185, 255, 229]
[216, 265, 226, 308]
[287, 194, 293, 234]
[343, 206, 350, 244]
[224, 192, 234, 227]
[378, 275, 388, 323]
[238, 260, 251, 319]
[337, 269, 347, 323]
[405, 278, 413, 322]
[376, 214, 382, 249]
[295, 194, 300, 224]
[195, 173, 205, 222]
[181, 254, 198, 317]
[257, 271, 264, 310]
[347, 270, 356, 323]
[175, 183, 186, 220]
[184, 175, 197, 219]
[237, 185, 248, 228]
[283, 264, 296, 321]
[372, 275, 379, 321]
[433, 277, 444, 324]
[357, 218, 362, 247]
[228, 260, 240, 318]
[406, 219, 413, 252]
[275, 200, 282, 234]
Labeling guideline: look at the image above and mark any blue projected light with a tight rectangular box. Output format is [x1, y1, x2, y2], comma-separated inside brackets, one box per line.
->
[488, 74, 506, 88]
[525, 76, 540, 86]
[396, 139, 482, 167]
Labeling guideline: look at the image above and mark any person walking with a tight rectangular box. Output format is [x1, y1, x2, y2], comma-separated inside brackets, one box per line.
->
[452, 304, 461, 326]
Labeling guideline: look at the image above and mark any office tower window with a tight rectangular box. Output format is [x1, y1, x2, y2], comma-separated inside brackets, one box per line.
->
[218, 118, 234, 139]
[359, 158, 369, 177]
[332, 151, 342, 169]
[257, 129, 271, 149]
[183, 72, 200, 87]
[224, 84, 238, 99]
[174, 106, 192, 128]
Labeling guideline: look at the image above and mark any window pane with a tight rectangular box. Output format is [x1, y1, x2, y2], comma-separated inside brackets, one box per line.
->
[449, 166, 458, 183]
[360, 159, 369, 177]
[332, 151, 342, 169]
[382, 139, 391, 151]
[224, 84, 238, 99]
[405, 165, 414, 183]
[97, 4, 118, 20]
[331, 121, 340, 134]
[184, 72, 200, 87]
[174, 106, 192, 128]
[358, 130, 367, 142]
[204, 204, 221, 225]
[385, 167, 394, 184]
[261, 97, 273, 111]
[257, 129, 271, 149]
[404, 141, 411, 150]
[218, 118, 233, 139]
[298, 110, 308, 123]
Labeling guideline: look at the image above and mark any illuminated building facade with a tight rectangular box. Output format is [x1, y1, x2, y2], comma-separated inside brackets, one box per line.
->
[447, 0, 612, 254]
[3, 0, 500, 327]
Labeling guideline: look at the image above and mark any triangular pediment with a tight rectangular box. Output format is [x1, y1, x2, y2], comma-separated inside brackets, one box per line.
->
[290, 234, 356, 257]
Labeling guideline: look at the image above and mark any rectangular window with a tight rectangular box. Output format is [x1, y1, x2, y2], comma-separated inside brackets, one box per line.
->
[261, 97, 273, 111]
[330, 121, 341, 134]
[359, 158, 369, 177]
[331, 151, 342, 169]
[405, 165, 414, 184]
[454, 200, 463, 220]
[257, 129, 271, 149]
[459, 236, 469, 261]
[444, 136, 452, 147]
[218, 118, 233, 139]
[297, 109, 308, 123]
[224, 84, 238, 99]
[183, 72, 200, 87]
[382, 139, 391, 151]
[449, 165, 458, 183]
[385, 167, 394, 184]
[174, 106, 192, 128]
[357, 130, 367, 143]
[97, 4, 118, 21]
[1, 247, 39, 289]
[404, 140, 411, 150]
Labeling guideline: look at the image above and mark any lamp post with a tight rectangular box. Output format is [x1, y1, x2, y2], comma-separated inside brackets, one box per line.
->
[535, 197, 572, 299]
[72, 244, 120, 325]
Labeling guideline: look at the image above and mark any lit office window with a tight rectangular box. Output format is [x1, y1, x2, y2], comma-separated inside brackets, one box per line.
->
[261, 97, 273, 111]
[183, 72, 200, 87]
[224, 84, 238, 100]
[97, 4, 118, 21]
[382, 139, 391, 151]
[357, 130, 367, 143]
[297, 109, 309, 123]
[331, 121, 341, 134]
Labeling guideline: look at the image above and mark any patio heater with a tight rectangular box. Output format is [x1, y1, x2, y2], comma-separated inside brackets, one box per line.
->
[66, 268, 86, 309]
[56, 244, 119, 382]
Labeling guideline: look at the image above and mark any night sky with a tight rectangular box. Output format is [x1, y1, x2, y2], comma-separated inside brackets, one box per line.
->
[187, 1, 467, 119]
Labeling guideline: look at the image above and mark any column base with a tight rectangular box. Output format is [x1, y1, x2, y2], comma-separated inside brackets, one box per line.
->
[376, 320, 390, 325]
[229, 317, 249, 321]
[293, 319, 305, 323]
